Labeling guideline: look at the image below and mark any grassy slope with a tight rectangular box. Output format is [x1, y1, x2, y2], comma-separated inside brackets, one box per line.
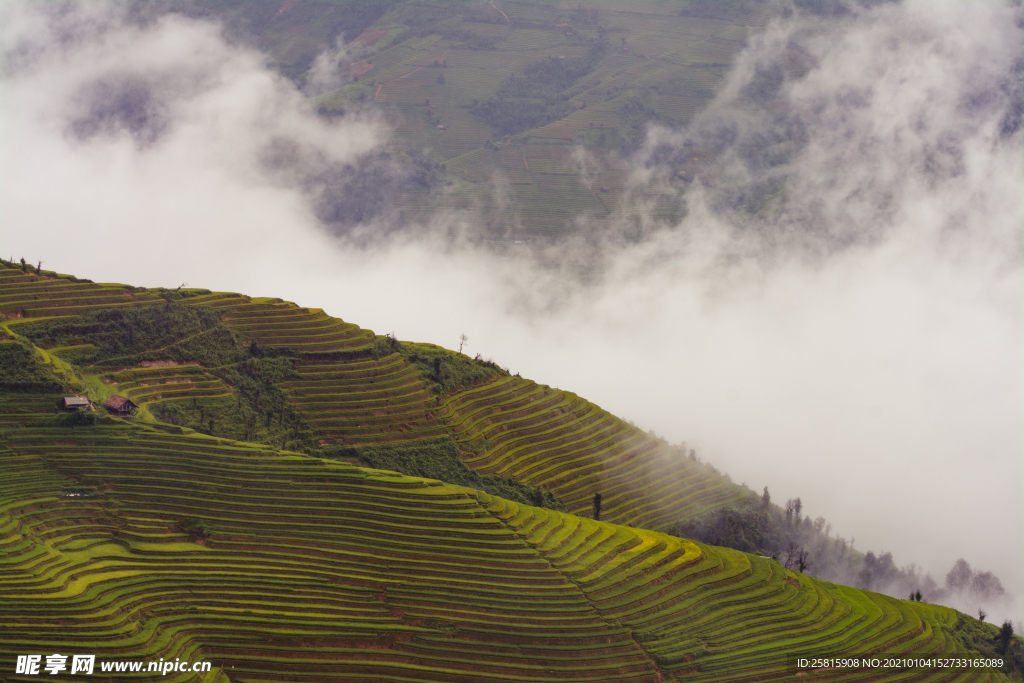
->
[0, 420, 1016, 682]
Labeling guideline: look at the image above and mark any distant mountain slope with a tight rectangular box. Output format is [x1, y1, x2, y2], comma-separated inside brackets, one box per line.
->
[324, 0, 775, 238]
[147, 0, 776, 240]
[0, 261, 746, 533]
[0, 420, 1012, 683]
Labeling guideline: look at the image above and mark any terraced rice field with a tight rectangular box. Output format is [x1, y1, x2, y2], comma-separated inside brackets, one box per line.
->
[0, 394, 61, 428]
[442, 376, 749, 531]
[191, 295, 376, 355]
[283, 354, 447, 447]
[0, 265, 376, 359]
[0, 268, 161, 318]
[0, 423, 1003, 682]
[102, 366, 232, 406]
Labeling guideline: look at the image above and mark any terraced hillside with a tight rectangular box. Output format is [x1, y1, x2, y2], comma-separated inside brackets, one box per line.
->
[443, 376, 746, 528]
[0, 268, 374, 357]
[0, 394, 64, 429]
[0, 422, 1013, 682]
[0, 267, 162, 317]
[101, 365, 232, 407]
[288, 0, 778, 238]
[284, 354, 447, 447]
[1, 262, 746, 535]
[212, 298, 374, 355]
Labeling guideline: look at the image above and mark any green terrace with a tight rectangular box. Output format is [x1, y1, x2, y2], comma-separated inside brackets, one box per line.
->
[0, 394, 65, 429]
[0, 268, 162, 317]
[101, 366, 232, 407]
[0, 422, 1007, 683]
[284, 354, 448, 447]
[441, 376, 747, 531]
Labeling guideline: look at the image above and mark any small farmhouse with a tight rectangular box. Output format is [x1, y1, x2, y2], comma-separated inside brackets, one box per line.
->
[62, 396, 91, 412]
[102, 394, 138, 417]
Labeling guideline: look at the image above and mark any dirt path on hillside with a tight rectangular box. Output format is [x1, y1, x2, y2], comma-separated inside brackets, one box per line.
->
[489, 1, 509, 23]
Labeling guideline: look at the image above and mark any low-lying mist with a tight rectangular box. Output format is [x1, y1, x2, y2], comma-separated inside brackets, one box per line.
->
[2, 0, 1020, 625]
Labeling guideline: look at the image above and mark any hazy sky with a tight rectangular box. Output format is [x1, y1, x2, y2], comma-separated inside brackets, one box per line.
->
[2, 0, 1021, 621]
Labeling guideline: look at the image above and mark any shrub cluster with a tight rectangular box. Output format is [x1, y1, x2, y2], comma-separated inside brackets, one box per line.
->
[323, 437, 564, 511]
[0, 340, 64, 393]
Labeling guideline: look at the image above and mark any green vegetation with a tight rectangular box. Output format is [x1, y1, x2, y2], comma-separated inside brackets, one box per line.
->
[101, 365, 232, 406]
[13, 300, 319, 450]
[37, 409, 102, 428]
[396, 339, 507, 394]
[324, 436, 564, 511]
[0, 339, 63, 393]
[177, 517, 212, 541]
[951, 615, 1024, 674]
[17, 302, 237, 367]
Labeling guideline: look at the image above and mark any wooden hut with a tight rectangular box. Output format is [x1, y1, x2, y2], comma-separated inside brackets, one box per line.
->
[102, 394, 137, 417]
[62, 396, 91, 412]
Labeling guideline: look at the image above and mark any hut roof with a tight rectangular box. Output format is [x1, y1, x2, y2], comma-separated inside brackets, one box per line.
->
[103, 395, 136, 410]
[63, 396, 90, 407]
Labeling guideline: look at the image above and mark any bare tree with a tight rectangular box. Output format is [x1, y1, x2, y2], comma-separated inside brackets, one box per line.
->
[36, 260, 43, 275]
[978, 609, 987, 622]
[783, 543, 809, 572]
[459, 333, 468, 354]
